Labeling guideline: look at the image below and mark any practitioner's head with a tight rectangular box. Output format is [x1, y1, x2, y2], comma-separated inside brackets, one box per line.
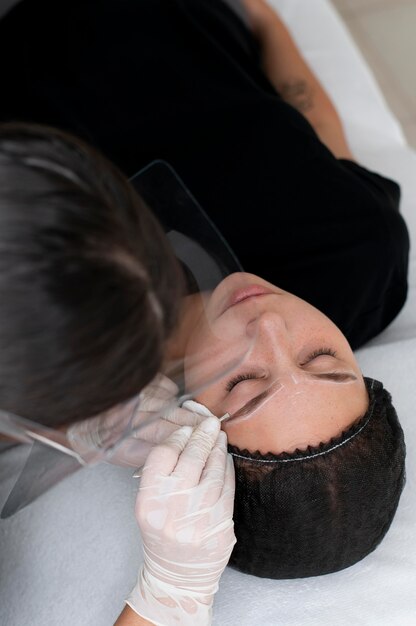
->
[184, 273, 406, 578]
[0, 123, 183, 427]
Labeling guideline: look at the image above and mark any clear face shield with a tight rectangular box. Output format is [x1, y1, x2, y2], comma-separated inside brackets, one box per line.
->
[0, 161, 262, 518]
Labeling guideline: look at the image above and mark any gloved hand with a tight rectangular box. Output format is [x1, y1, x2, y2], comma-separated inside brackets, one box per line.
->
[126, 417, 236, 626]
[67, 374, 209, 467]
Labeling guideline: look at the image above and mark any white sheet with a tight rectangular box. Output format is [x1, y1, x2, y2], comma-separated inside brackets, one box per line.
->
[0, 1, 415, 625]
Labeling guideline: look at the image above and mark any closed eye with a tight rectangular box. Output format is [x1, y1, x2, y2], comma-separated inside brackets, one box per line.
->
[225, 372, 259, 393]
[301, 347, 337, 366]
[225, 349, 338, 393]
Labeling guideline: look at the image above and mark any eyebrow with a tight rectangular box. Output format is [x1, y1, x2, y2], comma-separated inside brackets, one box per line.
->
[231, 389, 273, 420]
[311, 372, 357, 382]
[229, 372, 357, 420]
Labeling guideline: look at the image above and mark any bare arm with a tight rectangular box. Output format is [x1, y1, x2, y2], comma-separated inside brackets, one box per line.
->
[114, 605, 154, 626]
[243, 0, 354, 159]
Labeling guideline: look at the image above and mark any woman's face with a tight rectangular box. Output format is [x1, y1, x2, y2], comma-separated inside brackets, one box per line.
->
[184, 273, 368, 455]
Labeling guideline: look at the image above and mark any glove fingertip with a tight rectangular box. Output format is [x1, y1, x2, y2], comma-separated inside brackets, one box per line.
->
[218, 430, 228, 445]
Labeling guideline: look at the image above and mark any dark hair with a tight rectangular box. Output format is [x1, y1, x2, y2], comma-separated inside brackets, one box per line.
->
[228, 378, 406, 579]
[0, 123, 183, 427]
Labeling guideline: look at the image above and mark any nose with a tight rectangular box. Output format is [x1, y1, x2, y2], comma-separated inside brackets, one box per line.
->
[247, 310, 291, 353]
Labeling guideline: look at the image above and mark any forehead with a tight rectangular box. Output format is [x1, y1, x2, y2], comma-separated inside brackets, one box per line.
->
[221, 375, 369, 455]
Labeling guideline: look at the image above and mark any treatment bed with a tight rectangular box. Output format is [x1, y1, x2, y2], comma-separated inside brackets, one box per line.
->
[0, 1, 415, 624]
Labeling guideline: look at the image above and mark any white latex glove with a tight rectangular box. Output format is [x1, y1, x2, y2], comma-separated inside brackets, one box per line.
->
[67, 374, 209, 467]
[127, 417, 236, 626]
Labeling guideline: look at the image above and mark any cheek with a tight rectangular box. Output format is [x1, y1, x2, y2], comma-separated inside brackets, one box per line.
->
[185, 347, 226, 395]
[185, 318, 211, 356]
[184, 320, 223, 392]
[185, 335, 251, 395]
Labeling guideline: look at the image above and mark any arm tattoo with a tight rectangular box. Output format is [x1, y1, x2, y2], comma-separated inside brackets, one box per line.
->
[280, 79, 314, 113]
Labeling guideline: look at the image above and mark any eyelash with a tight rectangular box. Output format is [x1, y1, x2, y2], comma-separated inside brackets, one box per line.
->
[302, 347, 337, 364]
[225, 372, 258, 392]
[225, 347, 337, 392]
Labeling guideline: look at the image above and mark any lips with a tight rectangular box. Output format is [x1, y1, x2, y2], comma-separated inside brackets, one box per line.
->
[223, 284, 275, 314]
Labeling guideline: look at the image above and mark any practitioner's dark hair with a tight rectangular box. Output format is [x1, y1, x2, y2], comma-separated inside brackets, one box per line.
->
[0, 123, 183, 427]
[229, 378, 406, 579]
